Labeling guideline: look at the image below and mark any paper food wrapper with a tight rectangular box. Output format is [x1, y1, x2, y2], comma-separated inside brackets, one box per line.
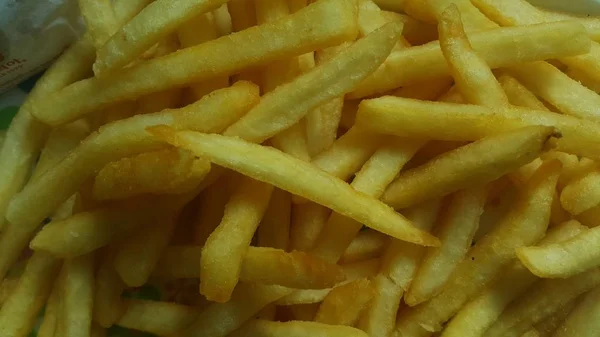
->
[0, 0, 84, 94]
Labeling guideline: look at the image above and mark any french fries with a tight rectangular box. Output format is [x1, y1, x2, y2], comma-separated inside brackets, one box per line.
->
[93, 248, 126, 328]
[553, 286, 600, 337]
[116, 299, 199, 336]
[498, 74, 549, 111]
[77, 0, 118, 49]
[560, 168, 600, 215]
[315, 278, 373, 326]
[258, 188, 292, 250]
[60, 253, 95, 337]
[290, 203, 331, 252]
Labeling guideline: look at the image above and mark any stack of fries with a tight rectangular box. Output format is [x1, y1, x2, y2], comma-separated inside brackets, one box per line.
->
[2, 0, 600, 336]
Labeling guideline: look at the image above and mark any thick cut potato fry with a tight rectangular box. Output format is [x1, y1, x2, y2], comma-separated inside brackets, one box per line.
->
[339, 229, 390, 264]
[395, 160, 560, 337]
[151, 128, 440, 247]
[485, 268, 600, 337]
[178, 283, 291, 337]
[442, 219, 587, 337]
[117, 299, 199, 336]
[201, 178, 273, 302]
[355, 97, 600, 159]
[438, 5, 509, 107]
[406, 186, 488, 306]
[77, 0, 118, 49]
[357, 274, 404, 337]
[498, 74, 549, 111]
[60, 253, 95, 337]
[229, 319, 369, 337]
[224, 21, 400, 143]
[290, 203, 331, 252]
[94, 0, 231, 74]
[0, 36, 95, 232]
[382, 126, 557, 209]
[258, 188, 292, 250]
[560, 169, 600, 215]
[93, 149, 211, 200]
[348, 21, 590, 98]
[315, 278, 373, 326]
[517, 225, 600, 278]
[32, 0, 357, 126]
[93, 248, 126, 328]
[0, 253, 60, 337]
[553, 286, 600, 337]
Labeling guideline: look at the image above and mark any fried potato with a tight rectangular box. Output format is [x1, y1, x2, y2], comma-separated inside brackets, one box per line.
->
[438, 5, 509, 107]
[356, 96, 600, 159]
[290, 203, 330, 252]
[393, 77, 453, 100]
[382, 126, 557, 209]
[395, 160, 560, 337]
[275, 287, 333, 305]
[117, 299, 199, 336]
[77, 0, 118, 49]
[534, 299, 578, 337]
[315, 278, 373, 326]
[37, 277, 60, 337]
[498, 73, 549, 111]
[287, 303, 320, 321]
[270, 123, 311, 162]
[392, 12, 439, 45]
[201, 178, 273, 302]
[340, 258, 381, 280]
[223, 21, 401, 143]
[403, 0, 497, 30]
[357, 274, 404, 337]
[339, 229, 390, 264]
[517, 225, 600, 278]
[349, 21, 590, 98]
[553, 286, 600, 337]
[60, 253, 95, 337]
[151, 128, 440, 247]
[227, 0, 257, 32]
[93, 248, 126, 328]
[112, 0, 153, 24]
[92, 149, 210, 200]
[229, 319, 369, 337]
[258, 188, 292, 250]
[560, 168, 600, 215]
[0, 253, 60, 337]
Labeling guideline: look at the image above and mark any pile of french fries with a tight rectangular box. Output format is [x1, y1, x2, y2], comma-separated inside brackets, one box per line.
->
[2, 0, 600, 336]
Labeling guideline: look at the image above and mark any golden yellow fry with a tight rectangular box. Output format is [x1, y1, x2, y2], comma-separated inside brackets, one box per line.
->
[553, 286, 600, 337]
[0, 253, 60, 337]
[339, 229, 390, 264]
[117, 299, 199, 336]
[356, 96, 600, 159]
[78, 0, 118, 49]
[306, 98, 344, 157]
[258, 188, 292, 250]
[60, 253, 94, 337]
[393, 77, 453, 100]
[224, 21, 401, 143]
[358, 0, 408, 47]
[560, 169, 600, 215]
[406, 186, 488, 306]
[498, 74, 549, 111]
[403, 0, 496, 30]
[311, 139, 424, 263]
[33, 0, 357, 126]
[112, 0, 153, 24]
[442, 219, 587, 337]
[152, 129, 440, 247]
[93, 248, 126, 328]
[382, 126, 556, 209]
[315, 278, 373, 326]
[349, 21, 590, 98]
[341, 258, 381, 280]
[438, 5, 509, 107]
[93, 149, 211, 200]
[0, 36, 95, 232]
[5, 83, 257, 276]
[290, 203, 331, 252]
[270, 122, 311, 162]
[178, 282, 291, 337]
[395, 160, 561, 337]
[201, 178, 274, 302]
[566, 67, 600, 94]
[38, 277, 60, 337]
[231, 319, 368, 337]
[93, 0, 230, 74]
[213, 4, 232, 36]
[392, 12, 438, 45]
[438, 85, 464, 103]
[357, 274, 403, 337]
[517, 225, 600, 278]
[485, 268, 600, 337]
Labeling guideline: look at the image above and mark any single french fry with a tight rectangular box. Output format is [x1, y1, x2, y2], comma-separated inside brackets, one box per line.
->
[224, 21, 401, 143]
[290, 203, 331, 252]
[151, 128, 440, 247]
[382, 126, 557, 209]
[395, 160, 560, 337]
[32, 0, 358, 126]
[230, 319, 369, 337]
[200, 178, 274, 302]
[438, 5, 509, 107]
[38, 277, 60, 337]
[93, 248, 126, 328]
[355, 97, 600, 160]
[178, 282, 292, 337]
[117, 299, 199, 336]
[60, 253, 95, 337]
[498, 73, 549, 111]
[441, 219, 587, 337]
[315, 278, 373, 326]
[0, 252, 60, 337]
[339, 229, 390, 264]
[560, 169, 600, 215]
[553, 286, 600, 337]
[213, 4, 232, 36]
[357, 274, 403, 337]
[77, 0, 118, 49]
[405, 186, 488, 306]
[348, 21, 590, 98]
[258, 188, 292, 250]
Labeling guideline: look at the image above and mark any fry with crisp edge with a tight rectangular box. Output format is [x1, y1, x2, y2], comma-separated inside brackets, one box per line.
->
[560, 169, 600, 215]
[348, 21, 590, 98]
[32, 0, 358, 126]
[94, 248, 126, 328]
[405, 186, 488, 306]
[117, 299, 199, 336]
[498, 73, 549, 111]
[553, 286, 600, 337]
[355, 97, 600, 160]
[230, 319, 369, 337]
[258, 188, 292, 250]
[438, 5, 509, 107]
[151, 128, 440, 247]
[290, 203, 331, 252]
[60, 253, 95, 337]
[441, 219, 587, 337]
[382, 126, 557, 209]
[224, 21, 400, 143]
[395, 160, 561, 337]
[77, 0, 118, 49]
[517, 225, 600, 278]
[315, 278, 373, 326]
